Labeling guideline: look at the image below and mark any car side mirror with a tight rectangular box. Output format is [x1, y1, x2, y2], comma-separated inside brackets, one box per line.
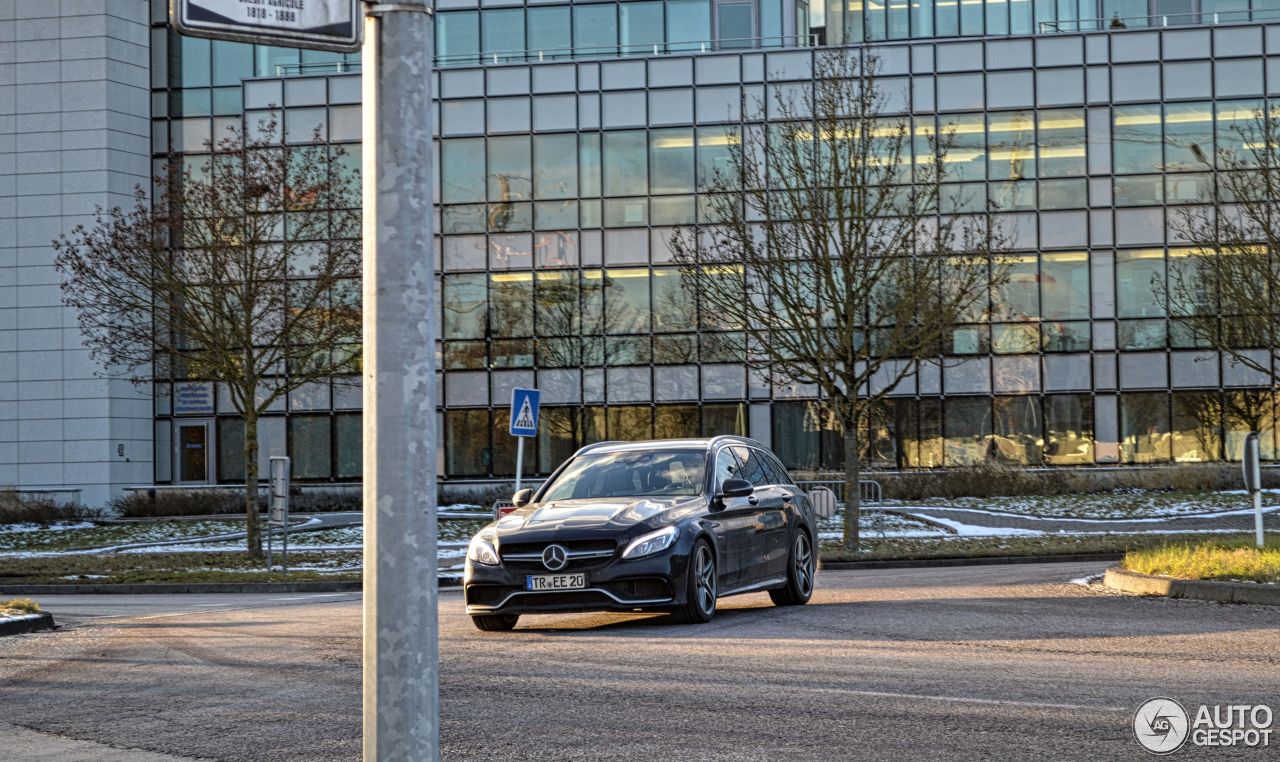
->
[511, 488, 533, 508]
[714, 478, 754, 508]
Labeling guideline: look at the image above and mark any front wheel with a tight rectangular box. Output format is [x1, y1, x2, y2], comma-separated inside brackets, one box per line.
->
[471, 613, 519, 631]
[769, 530, 815, 606]
[671, 539, 717, 624]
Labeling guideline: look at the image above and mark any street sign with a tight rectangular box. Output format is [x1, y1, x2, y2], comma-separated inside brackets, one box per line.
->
[509, 388, 541, 438]
[171, 0, 362, 52]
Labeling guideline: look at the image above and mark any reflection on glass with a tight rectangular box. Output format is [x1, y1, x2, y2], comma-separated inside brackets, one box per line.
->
[1114, 175, 1164, 205]
[442, 273, 487, 339]
[988, 111, 1035, 181]
[1113, 105, 1163, 174]
[655, 404, 700, 438]
[1164, 102, 1214, 172]
[441, 139, 485, 203]
[1121, 393, 1171, 463]
[1115, 249, 1166, 318]
[607, 405, 653, 439]
[994, 254, 1038, 320]
[992, 396, 1043, 464]
[942, 114, 986, 182]
[621, 1, 664, 53]
[945, 397, 991, 465]
[1042, 321, 1090, 351]
[668, 0, 713, 50]
[488, 136, 531, 202]
[1045, 394, 1093, 464]
[993, 323, 1039, 354]
[490, 272, 534, 338]
[603, 131, 648, 196]
[651, 268, 697, 332]
[650, 129, 696, 194]
[534, 134, 577, 200]
[1038, 109, 1086, 178]
[528, 7, 571, 56]
[482, 8, 524, 59]
[1172, 391, 1222, 462]
[1040, 251, 1089, 320]
[704, 403, 747, 436]
[574, 4, 619, 55]
[604, 268, 651, 333]
[447, 410, 490, 476]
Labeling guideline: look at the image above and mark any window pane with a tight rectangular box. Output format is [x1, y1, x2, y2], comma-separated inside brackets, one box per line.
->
[538, 407, 583, 472]
[988, 111, 1035, 181]
[1172, 392, 1222, 462]
[1114, 175, 1164, 205]
[620, 1, 664, 53]
[1044, 394, 1094, 464]
[580, 134, 602, 197]
[1121, 393, 1171, 463]
[441, 139, 485, 203]
[772, 401, 818, 468]
[178, 35, 211, 88]
[533, 134, 577, 200]
[605, 268, 651, 333]
[490, 272, 534, 338]
[651, 268, 696, 332]
[437, 12, 480, 64]
[945, 397, 991, 466]
[1115, 249, 1166, 318]
[650, 128, 695, 194]
[994, 254, 1038, 320]
[717, 1, 756, 47]
[655, 404, 700, 438]
[697, 127, 738, 191]
[668, 0, 712, 51]
[1041, 251, 1089, 319]
[1113, 105, 1163, 174]
[528, 7, 571, 56]
[607, 405, 653, 439]
[535, 270, 579, 337]
[1038, 109, 1086, 178]
[1118, 318, 1167, 350]
[603, 131, 648, 196]
[1164, 102, 1214, 172]
[1042, 320, 1091, 351]
[704, 403, 746, 436]
[446, 409, 490, 476]
[991, 396, 1042, 465]
[335, 414, 361, 478]
[574, 4, 618, 56]
[943, 114, 985, 182]
[217, 417, 245, 482]
[482, 9, 524, 59]
[211, 41, 252, 87]
[443, 273, 487, 339]
[290, 416, 332, 479]
[488, 136, 531, 201]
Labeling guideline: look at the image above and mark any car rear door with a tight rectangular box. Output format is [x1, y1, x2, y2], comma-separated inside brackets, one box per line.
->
[731, 446, 790, 582]
[705, 446, 756, 588]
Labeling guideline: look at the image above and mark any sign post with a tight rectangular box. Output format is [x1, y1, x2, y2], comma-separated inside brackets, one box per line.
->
[509, 388, 541, 493]
[267, 456, 291, 573]
[169, 1, 437, 759]
[1242, 432, 1264, 548]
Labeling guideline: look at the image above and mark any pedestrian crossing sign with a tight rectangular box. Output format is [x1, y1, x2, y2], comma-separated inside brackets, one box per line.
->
[509, 388, 541, 437]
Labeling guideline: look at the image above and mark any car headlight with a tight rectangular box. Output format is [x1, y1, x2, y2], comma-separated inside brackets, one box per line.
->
[621, 526, 679, 560]
[467, 533, 500, 566]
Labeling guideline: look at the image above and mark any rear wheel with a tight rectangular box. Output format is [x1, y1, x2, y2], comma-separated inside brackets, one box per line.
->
[671, 540, 717, 624]
[769, 530, 815, 607]
[471, 613, 519, 631]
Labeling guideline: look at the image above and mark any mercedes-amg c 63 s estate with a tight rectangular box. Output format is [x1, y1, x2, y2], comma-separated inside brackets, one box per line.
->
[464, 436, 817, 631]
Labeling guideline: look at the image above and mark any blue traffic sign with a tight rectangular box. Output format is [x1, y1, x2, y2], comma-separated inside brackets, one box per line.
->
[509, 388, 541, 437]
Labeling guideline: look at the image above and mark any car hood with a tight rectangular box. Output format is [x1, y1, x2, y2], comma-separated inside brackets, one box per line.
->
[492, 496, 704, 539]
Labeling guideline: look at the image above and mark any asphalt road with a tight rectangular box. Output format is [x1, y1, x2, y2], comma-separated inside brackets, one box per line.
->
[1, 563, 1277, 761]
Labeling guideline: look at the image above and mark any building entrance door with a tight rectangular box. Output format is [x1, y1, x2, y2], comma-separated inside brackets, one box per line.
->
[176, 420, 214, 484]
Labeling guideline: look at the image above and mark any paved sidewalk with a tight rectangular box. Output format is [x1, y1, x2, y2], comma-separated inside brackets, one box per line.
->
[3, 723, 204, 761]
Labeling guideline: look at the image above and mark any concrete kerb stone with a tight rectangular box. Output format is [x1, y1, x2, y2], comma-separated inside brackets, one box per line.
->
[0, 579, 462, 596]
[0, 611, 55, 636]
[1103, 565, 1280, 606]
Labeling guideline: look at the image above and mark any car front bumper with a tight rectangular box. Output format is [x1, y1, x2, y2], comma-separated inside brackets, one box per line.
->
[463, 547, 692, 616]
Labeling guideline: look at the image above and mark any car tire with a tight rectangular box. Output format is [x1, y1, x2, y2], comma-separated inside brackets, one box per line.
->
[769, 529, 815, 607]
[471, 613, 520, 631]
[671, 539, 717, 624]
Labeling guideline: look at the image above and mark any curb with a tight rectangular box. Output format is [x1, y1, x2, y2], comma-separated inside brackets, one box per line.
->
[820, 552, 1123, 570]
[1103, 566, 1280, 606]
[0, 579, 462, 595]
[0, 611, 55, 636]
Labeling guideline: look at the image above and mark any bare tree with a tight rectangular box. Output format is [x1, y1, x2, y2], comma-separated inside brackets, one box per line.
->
[669, 52, 1009, 550]
[53, 118, 361, 556]
[1163, 106, 1280, 392]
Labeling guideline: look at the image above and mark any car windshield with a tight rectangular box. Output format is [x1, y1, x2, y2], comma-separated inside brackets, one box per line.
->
[540, 449, 707, 500]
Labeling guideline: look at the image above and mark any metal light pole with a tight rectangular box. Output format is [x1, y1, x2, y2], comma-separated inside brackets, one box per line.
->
[361, 1, 438, 759]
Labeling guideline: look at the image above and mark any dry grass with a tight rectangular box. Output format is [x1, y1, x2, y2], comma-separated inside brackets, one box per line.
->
[109, 488, 361, 518]
[1123, 539, 1280, 584]
[0, 550, 362, 585]
[819, 532, 1241, 563]
[0, 597, 41, 614]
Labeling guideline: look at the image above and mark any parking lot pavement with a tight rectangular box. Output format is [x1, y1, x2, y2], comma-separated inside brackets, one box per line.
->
[1, 562, 1277, 761]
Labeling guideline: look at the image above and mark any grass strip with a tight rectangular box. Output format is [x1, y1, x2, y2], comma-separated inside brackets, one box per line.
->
[1122, 538, 1280, 584]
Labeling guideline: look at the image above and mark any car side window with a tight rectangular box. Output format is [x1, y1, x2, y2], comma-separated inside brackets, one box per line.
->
[731, 446, 771, 487]
[713, 448, 739, 491]
[761, 451, 793, 486]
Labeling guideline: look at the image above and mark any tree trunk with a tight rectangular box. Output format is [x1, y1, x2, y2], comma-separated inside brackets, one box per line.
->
[842, 420, 861, 551]
[244, 411, 262, 557]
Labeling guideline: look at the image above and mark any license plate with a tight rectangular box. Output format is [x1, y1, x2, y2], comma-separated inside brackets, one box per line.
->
[525, 573, 587, 591]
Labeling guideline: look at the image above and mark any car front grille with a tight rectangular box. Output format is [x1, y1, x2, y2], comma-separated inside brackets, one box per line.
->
[499, 539, 618, 571]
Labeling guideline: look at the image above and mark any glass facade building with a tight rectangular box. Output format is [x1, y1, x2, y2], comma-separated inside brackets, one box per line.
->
[135, 0, 1280, 491]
